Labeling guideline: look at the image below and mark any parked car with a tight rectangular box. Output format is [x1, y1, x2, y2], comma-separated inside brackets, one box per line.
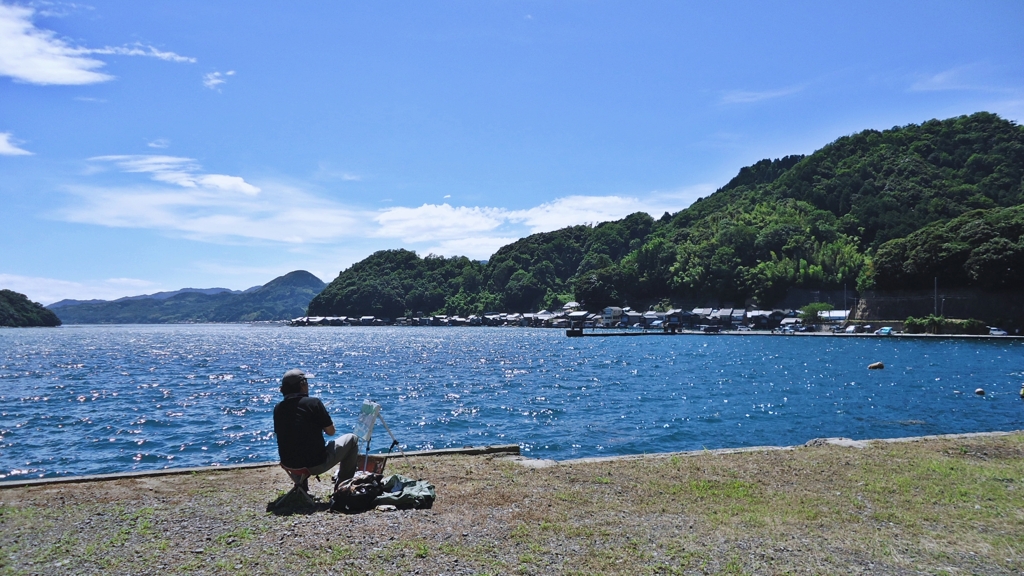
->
[989, 327, 1008, 336]
[736, 325, 751, 331]
[874, 327, 893, 336]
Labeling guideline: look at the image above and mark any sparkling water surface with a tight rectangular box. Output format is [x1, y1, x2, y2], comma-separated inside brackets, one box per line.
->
[1, 325, 1021, 480]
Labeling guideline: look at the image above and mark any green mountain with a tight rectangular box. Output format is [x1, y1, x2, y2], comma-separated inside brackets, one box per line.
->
[870, 204, 1024, 291]
[311, 112, 1024, 317]
[308, 250, 488, 319]
[52, 271, 326, 324]
[0, 290, 62, 327]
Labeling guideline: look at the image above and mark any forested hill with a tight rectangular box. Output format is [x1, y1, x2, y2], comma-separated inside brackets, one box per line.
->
[310, 112, 1024, 317]
[0, 290, 62, 327]
[52, 271, 326, 324]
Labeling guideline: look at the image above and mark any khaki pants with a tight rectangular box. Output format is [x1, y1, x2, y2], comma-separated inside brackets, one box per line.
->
[307, 433, 358, 480]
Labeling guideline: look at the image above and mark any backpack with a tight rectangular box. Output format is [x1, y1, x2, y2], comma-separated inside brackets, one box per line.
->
[375, 474, 436, 510]
[330, 471, 384, 513]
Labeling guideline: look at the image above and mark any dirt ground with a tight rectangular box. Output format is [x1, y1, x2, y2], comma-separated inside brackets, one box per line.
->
[2, 432, 1022, 575]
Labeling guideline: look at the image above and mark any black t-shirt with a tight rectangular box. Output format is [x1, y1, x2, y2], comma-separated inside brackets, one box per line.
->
[273, 393, 334, 468]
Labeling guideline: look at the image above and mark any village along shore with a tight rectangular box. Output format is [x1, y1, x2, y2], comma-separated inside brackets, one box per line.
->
[290, 303, 1019, 340]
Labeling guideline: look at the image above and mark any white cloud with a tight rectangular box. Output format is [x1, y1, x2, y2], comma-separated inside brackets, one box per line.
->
[54, 154, 700, 257]
[85, 44, 194, 64]
[93, 154, 194, 175]
[194, 174, 260, 195]
[909, 65, 1000, 92]
[0, 132, 32, 155]
[31, 1, 95, 19]
[59, 182, 367, 244]
[506, 195, 643, 233]
[147, 138, 169, 149]
[0, 4, 109, 84]
[0, 273, 161, 305]
[646, 183, 718, 211]
[422, 237, 523, 261]
[374, 189, 699, 245]
[375, 204, 507, 242]
[720, 85, 804, 104]
[988, 97, 1024, 123]
[312, 162, 363, 182]
[203, 70, 235, 90]
[55, 155, 356, 243]
[104, 277, 157, 288]
[89, 155, 260, 194]
[913, 70, 956, 91]
[0, 4, 193, 85]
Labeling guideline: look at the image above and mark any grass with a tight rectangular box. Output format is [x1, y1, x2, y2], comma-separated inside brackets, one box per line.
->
[0, 432, 1022, 574]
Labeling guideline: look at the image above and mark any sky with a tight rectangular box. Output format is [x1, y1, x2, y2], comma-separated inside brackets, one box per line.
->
[1, 1, 1022, 304]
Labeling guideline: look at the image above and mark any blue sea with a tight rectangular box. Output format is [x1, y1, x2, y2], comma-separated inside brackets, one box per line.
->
[1, 325, 1022, 480]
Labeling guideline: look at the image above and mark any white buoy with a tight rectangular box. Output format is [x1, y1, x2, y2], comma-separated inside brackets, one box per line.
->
[975, 388, 985, 396]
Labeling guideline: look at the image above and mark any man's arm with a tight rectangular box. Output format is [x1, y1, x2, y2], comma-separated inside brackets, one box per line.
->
[312, 398, 335, 436]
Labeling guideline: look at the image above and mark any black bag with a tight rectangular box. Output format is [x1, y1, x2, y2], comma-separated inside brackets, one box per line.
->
[330, 471, 384, 513]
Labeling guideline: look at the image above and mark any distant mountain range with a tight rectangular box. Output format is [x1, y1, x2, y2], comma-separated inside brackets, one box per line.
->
[48, 271, 326, 324]
[48, 287, 256, 309]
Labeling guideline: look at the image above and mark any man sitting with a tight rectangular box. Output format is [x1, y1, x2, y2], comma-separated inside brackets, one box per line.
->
[273, 369, 358, 489]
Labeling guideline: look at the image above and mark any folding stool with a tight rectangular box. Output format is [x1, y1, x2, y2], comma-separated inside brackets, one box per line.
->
[274, 464, 315, 508]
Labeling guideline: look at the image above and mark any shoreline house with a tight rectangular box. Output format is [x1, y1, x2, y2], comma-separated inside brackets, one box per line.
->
[642, 310, 666, 328]
[623, 310, 644, 327]
[290, 316, 349, 326]
[663, 309, 695, 332]
[566, 310, 591, 331]
[692, 308, 714, 325]
[747, 309, 787, 330]
[602, 306, 624, 327]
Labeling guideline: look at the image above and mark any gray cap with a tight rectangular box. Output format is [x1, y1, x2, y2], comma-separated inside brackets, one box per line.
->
[281, 368, 308, 394]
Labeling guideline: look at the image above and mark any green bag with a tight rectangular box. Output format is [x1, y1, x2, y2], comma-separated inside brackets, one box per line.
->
[374, 474, 436, 509]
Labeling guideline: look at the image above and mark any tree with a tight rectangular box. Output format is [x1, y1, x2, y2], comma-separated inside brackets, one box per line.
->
[798, 302, 833, 323]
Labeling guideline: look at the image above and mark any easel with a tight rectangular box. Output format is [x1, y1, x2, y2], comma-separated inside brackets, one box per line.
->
[353, 401, 405, 472]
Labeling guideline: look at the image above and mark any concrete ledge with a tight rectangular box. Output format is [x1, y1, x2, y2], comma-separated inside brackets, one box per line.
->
[0, 444, 521, 489]
[5, 433, 1019, 485]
